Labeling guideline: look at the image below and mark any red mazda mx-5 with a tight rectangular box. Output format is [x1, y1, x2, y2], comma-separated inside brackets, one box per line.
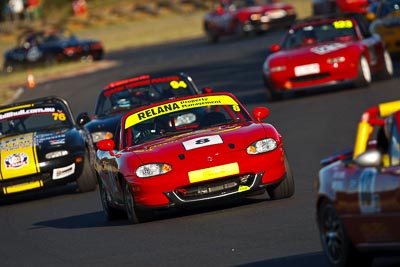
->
[262, 13, 393, 101]
[95, 92, 294, 223]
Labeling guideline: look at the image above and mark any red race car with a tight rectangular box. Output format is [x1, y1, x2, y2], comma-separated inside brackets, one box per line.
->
[95, 92, 294, 223]
[316, 100, 400, 266]
[203, 0, 296, 43]
[262, 13, 393, 101]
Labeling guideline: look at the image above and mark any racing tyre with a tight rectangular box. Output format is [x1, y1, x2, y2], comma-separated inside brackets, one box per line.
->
[123, 181, 153, 224]
[265, 88, 283, 102]
[317, 200, 374, 267]
[99, 179, 121, 220]
[263, 76, 282, 101]
[205, 24, 219, 43]
[76, 150, 97, 192]
[354, 55, 371, 88]
[377, 50, 393, 80]
[267, 156, 295, 199]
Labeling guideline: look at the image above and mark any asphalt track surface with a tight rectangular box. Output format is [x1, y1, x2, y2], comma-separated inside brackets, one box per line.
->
[1, 30, 400, 267]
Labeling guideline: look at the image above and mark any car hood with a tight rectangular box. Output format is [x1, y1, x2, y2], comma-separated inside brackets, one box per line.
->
[267, 41, 358, 64]
[0, 128, 81, 179]
[0, 128, 79, 153]
[130, 122, 275, 163]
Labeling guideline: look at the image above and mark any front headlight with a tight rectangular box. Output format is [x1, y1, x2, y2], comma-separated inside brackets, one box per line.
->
[327, 56, 345, 64]
[136, 163, 172, 178]
[247, 138, 277, 154]
[45, 150, 69, 159]
[91, 131, 113, 143]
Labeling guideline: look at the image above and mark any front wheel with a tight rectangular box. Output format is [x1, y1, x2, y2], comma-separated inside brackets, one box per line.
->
[123, 181, 153, 224]
[377, 50, 393, 80]
[317, 200, 373, 267]
[99, 179, 121, 220]
[354, 55, 371, 88]
[76, 150, 97, 192]
[267, 156, 295, 199]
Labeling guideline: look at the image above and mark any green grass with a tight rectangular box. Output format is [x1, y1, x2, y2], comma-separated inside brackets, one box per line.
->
[0, 0, 312, 105]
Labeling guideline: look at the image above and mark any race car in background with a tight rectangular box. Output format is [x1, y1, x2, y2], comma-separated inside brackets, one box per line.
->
[203, 0, 296, 43]
[77, 72, 212, 145]
[262, 13, 393, 101]
[95, 92, 294, 223]
[0, 96, 97, 198]
[3, 28, 104, 73]
[312, 0, 370, 16]
[368, 0, 400, 56]
[316, 99, 400, 266]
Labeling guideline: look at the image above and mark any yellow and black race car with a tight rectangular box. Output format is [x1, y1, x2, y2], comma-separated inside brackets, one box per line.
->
[0, 96, 97, 198]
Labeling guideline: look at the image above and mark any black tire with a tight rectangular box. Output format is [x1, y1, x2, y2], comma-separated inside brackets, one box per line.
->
[263, 75, 283, 101]
[353, 55, 371, 88]
[123, 181, 153, 224]
[377, 50, 393, 80]
[99, 179, 121, 220]
[317, 200, 374, 267]
[267, 156, 295, 199]
[205, 24, 219, 43]
[76, 150, 97, 192]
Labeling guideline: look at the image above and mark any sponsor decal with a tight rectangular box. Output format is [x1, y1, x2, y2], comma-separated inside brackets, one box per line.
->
[310, 43, 347, 55]
[0, 133, 40, 179]
[36, 133, 66, 145]
[49, 138, 66, 145]
[52, 163, 75, 180]
[0, 106, 55, 120]
[125, 95, 240, 129]
[182, 135, 223, 150]
[5, 153, 28, 168]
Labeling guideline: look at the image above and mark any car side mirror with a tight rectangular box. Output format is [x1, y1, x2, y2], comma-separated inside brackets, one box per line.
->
[76, 112, 91, 126]
[253, 107, 270, 122]
[97, 139, 119, 157]
[354, 149, 382, 167]
[270, 44, 281, 53]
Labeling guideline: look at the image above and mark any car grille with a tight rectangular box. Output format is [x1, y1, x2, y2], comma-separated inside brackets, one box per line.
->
[174, 174, 256, 202]
[290, 73, 330, 83]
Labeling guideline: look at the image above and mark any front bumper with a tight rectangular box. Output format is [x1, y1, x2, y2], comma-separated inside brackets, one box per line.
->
[0, 155, 84, 196]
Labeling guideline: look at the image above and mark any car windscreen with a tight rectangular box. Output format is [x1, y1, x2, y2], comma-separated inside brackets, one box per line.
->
[123, 95, 252, 147]
[0, 102, 73, 137]
[282, 19, 357, 49]
[95, 77, 197, 116]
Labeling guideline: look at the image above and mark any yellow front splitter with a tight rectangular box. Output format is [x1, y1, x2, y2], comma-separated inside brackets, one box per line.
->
[3, 180, 44, 194]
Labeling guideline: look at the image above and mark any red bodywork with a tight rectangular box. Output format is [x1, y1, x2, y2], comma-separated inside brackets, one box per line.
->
[96, 92, 290, 212]
[336, 0, 369, 14]
[262, 16, 390, 93]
